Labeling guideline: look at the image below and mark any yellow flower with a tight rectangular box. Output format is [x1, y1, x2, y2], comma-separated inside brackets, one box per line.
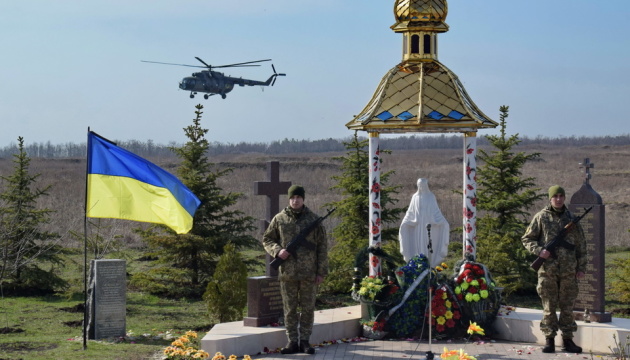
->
[172, 339, 185, 348]
[212, 352, 226, 360]
[441, 262, 448, 269]
[467, 321, 485, 336]
[444, 310, 453, 320]
[445, 300, 452, 308]
[472, 294, 481, 302]
[442, 292, 448, 300]
[228, 355, 238, 360]
[436, 266, 444, 271]
[440, 348, 477, 360]
[437, 316, 446, 325]
[180, 336, 191, 343]
[186, 330, 199, 338]
[441, 347, 459, 358]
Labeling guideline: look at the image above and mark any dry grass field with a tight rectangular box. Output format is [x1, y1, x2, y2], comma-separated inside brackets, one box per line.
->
[1, 142, 629, 251]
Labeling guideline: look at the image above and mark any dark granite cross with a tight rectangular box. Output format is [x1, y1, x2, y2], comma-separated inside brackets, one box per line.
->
[579, 158, 594, 185]
[254, 161, 291, 276]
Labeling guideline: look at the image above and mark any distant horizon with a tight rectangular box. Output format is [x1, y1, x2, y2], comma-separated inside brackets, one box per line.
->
[3, 132, 630, 148]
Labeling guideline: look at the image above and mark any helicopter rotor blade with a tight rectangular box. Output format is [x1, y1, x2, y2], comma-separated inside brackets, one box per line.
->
[194, 57, 212, 69]
[212, 59, 272, 69]
[141, 60, 206, 68]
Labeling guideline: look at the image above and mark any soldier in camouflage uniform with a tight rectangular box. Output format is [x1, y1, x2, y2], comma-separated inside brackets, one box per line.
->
[522, 185, 587, 354]
[263, 185, 328, 355]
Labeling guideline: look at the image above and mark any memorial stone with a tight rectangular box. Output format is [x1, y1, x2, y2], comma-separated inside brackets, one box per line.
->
[87, 259, 127, 339]
[569, 158, 611, 323]
[244, 161, 290, 327]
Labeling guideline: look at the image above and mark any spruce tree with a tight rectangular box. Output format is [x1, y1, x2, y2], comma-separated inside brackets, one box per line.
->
[132, 105, 257, 298]
[204, 243, 247, 322]
[322, 132, 405, 293]
[0, 137, 64, 294]
[476, 106, 545, 295]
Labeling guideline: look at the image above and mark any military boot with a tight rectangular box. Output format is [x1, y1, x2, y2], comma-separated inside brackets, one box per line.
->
[280, 341, 299, 354]
[299, 340, 315, 354]
[562, 338, 583, 353]
[542, 337, 555, 353]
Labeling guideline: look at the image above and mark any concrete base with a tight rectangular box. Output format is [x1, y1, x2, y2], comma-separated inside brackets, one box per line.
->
[202, 305, 362, 357]
[494, 307, 630, 354]
[201, 306, 630, 357]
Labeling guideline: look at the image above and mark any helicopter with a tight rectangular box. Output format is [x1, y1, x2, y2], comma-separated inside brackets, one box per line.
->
[141, 57, 286, 99]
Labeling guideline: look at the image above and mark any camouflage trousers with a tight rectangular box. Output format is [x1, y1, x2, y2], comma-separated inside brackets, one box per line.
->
[280, 279, 317, 342]
[536, 271, 579, 339]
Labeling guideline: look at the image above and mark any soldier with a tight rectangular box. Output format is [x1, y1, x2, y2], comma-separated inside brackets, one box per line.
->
[263, 185, 328, 355]
[522, 185, 587, 354]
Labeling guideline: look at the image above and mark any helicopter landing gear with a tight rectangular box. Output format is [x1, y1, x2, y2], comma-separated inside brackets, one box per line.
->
[204, 94, 209, 100]
[189, 93, 195, 99]
[221, 94, 226, 99]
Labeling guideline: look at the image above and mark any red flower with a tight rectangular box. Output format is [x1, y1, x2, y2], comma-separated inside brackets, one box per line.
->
[480, 283, 488, 290]
[457, 293, 464, 301]
[466, 223, 473, 233]
[468, 286, 478, 294]
[467, 184, 474, 190]
[446, 319, 456, 328]
[436, 324, 445, 333]
[371, 225, 379, 234]
[371, 256, 379, 267]
[372, 202, 380, 209]
[470, 197, 477, 207]
[453, 311, 461, 319]
[467, 147, 474, 154]
[371, 182, 381, 193]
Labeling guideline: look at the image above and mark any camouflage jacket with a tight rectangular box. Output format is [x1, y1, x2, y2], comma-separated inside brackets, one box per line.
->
[522, 205, 587, 274]
[262, 206, 328, 281]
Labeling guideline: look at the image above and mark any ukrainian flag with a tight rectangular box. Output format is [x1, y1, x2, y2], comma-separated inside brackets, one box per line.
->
[86, 131, 201, 234]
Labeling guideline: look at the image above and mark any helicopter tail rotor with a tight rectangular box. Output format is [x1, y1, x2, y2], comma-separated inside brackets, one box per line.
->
[270, 64, 286, 86]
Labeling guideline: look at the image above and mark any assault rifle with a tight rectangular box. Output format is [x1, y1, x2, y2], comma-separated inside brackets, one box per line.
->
[530, 206, 593, 271]
[270, 207, 336, 270]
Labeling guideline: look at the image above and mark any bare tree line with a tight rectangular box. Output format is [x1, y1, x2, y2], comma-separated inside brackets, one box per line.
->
[2, 134, 630, 159]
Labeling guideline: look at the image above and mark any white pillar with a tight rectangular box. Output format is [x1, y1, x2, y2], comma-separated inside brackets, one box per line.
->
[463, 132, 477, 260]
[368, 132, 382, 276]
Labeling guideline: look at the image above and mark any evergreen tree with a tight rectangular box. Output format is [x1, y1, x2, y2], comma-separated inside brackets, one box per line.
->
[204, 243, 248, 323]
[131, 105, 257, 298]
[322, 132, 406, 293]
[0, 137, 64, 294]
[475, 106, 545, 295]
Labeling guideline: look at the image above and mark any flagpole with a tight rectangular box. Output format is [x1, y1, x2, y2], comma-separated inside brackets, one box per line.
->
[83, 127, 90, 350]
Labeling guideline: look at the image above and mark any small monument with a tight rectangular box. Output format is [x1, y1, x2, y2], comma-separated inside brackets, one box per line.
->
[569, 158, 611, 323]
[86, 259, 127, 339]
[243, 161, 290, 327]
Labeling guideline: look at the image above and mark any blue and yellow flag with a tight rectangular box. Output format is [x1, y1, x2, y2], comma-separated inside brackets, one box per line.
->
[86, 131, 201, 234]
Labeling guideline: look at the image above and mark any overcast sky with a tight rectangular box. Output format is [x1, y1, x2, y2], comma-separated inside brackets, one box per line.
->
[1, 0, 628, 147]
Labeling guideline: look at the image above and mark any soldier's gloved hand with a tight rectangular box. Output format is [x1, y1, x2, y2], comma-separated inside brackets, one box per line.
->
[278, 249, 290, 260]
[539, 249, 551, 259]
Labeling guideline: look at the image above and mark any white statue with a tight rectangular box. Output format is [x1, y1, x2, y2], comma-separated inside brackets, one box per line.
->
[399, 178, 450, 267]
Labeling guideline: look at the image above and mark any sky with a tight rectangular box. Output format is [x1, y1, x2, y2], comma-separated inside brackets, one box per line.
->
[1, 0, 629, 147]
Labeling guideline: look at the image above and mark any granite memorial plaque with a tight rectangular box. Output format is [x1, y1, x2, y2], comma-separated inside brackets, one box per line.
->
[569, 158, 611, 323]
[87, 259, 127, 339]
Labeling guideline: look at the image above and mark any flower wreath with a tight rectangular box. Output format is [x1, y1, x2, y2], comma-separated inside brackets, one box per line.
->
[427, 283, 463, 337]
[453, 262, 494, 303]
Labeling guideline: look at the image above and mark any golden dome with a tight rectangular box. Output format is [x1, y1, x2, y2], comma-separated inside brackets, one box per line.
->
[394, 0, 448, 22]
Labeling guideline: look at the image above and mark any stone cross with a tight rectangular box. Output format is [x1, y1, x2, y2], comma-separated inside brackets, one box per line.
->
[244, 161, 290, 327]
[254, 161, 291, 277]
[579, 158, 594, 185]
